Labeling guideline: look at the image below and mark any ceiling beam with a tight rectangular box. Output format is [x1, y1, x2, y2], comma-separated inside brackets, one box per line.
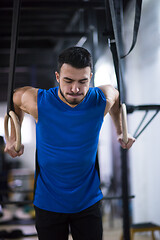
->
[0, 1, 105, 10]
[1, 32, 87, 40]
[0, 32, 88, 49]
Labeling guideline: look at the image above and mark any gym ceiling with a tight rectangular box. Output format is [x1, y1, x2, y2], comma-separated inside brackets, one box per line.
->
[0, 0, 130, 102]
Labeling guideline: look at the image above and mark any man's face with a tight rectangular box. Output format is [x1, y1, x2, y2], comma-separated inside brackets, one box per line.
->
[55, 63, 92, 107]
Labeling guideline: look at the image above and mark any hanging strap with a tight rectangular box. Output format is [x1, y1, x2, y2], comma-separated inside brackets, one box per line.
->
[107, 0, 143, 143]
[122, 0, 143, 58]
[4, 0, 22, 152]
[107, 0, 125, 103]
[108, 0, 143, 59]
[106, 0, 128, 143]
[7, 0, 21, 114]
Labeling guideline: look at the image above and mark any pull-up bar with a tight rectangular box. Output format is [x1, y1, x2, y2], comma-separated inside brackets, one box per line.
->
[127, 104, 160, 139]
[127, 104, 160, 113]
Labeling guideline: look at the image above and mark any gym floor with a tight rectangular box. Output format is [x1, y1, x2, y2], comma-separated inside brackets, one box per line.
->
[0, 208, 153, 240]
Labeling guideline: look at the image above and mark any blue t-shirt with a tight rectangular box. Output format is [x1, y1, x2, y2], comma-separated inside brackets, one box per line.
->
[33, 87, 106, 213]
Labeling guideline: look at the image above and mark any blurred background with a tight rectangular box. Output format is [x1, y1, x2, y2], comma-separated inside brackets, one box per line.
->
[0, 0, 160, 239]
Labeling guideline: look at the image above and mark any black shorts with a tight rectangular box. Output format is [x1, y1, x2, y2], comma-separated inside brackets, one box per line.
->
[34, 201, 103, 240]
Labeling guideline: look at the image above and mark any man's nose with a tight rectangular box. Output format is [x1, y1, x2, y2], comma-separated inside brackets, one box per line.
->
[71, 84, 80, 93]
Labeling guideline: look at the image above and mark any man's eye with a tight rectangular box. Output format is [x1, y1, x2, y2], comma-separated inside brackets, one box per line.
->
[65, 80, 72, 83]
[80, 81, 87, 84]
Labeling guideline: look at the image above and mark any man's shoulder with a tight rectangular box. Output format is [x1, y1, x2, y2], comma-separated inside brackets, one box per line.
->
[38, 87, 58, 96]
[91, 86, 107, 100]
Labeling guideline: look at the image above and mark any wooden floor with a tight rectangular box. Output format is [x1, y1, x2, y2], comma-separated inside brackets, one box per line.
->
[0, 207, 159, 240]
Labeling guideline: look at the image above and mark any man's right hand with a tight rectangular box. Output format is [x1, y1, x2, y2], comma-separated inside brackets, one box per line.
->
[4, 139, 24, 158]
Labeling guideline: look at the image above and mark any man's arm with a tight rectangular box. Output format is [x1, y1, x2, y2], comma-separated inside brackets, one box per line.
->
[4, 86, 38, 157]
[98, 85, 135, 149]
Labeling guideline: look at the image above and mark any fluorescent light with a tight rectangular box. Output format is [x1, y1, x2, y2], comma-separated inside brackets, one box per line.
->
[76, 36, 87, 47]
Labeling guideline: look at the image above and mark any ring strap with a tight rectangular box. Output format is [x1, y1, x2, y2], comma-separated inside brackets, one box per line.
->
[7, 0, 21, 114]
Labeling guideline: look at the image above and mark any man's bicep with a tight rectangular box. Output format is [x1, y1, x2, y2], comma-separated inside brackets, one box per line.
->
[98, 85, 119, 115]
[13, 87, 38, 120]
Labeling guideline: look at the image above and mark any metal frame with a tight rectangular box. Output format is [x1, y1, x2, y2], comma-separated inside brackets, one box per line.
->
[127, 104, 160, 139]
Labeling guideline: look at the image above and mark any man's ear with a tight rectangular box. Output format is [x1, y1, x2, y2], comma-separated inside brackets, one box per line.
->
[55, 71, 60, 83]
[90, 72, 93, 80]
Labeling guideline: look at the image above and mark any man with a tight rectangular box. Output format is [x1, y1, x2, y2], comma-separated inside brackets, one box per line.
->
[4, 47, 135, 240]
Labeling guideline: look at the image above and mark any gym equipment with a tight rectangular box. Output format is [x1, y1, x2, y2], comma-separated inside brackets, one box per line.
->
[120, 222, 160, 240]
[0, 216, 35, 226]
[0, 229, 37, 239]
[104, 0, 142, 239]
[4, 0, 22, 152]
[127, 104, 160, 139]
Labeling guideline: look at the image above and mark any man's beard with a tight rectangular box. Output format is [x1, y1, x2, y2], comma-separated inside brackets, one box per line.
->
[59, 87, 86, 106]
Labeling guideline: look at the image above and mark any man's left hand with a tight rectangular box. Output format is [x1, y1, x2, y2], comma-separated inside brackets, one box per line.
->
[117, 134, 135, 149]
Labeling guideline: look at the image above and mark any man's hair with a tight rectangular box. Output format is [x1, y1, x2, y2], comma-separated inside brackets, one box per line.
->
[57, 46, 92, 73]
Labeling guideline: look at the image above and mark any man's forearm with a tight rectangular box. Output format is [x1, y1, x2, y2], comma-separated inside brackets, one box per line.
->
[109, 97, 122, 136]
[14, 102, 24, 125]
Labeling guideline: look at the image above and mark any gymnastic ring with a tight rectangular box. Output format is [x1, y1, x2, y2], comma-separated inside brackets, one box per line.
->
[4, 111, 21, 152]
[121, 103, 128, 144]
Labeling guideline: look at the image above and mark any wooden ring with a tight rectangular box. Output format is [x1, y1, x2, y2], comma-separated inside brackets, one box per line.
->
[4, 111, 21, 152]
[121, 103, 128, 144]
